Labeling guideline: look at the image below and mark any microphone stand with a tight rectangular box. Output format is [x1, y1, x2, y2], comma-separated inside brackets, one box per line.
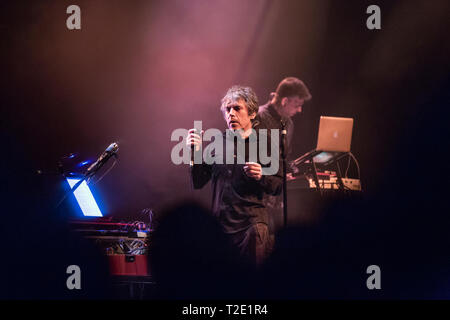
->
[55, 151, 117, 209]
[189, 145, 196, 190]
[280, 120, 288, 228]
[189, 129, 202, 190]
[55, 172, 87, 209]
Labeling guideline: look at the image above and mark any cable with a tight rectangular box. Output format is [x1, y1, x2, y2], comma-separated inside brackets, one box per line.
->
[349, 152, 362, 191]
[90, 158, 117, 185]
[141, 208, 154, 230]
[336, 161, 353, 191]
[345, 153, 351, 178]
[311, 159, 323, 196]
[127, 239, 147, 255]
[131, 221, 146, 230]
[348, 152, 360, 180]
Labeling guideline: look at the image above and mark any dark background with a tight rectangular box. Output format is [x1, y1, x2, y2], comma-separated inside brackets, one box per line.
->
[2, 0, 450, 300]
[2, 1, 449, 220]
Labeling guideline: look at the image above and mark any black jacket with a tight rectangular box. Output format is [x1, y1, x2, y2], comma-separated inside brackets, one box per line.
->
[190, 127, 282, 233]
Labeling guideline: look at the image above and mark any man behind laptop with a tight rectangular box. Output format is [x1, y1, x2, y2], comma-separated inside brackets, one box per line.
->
[257, 77, 312, 233]
[187, 85, 282, 266]
[257, 76, 312, 162]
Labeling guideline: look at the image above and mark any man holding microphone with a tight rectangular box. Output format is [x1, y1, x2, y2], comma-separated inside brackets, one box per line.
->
[187, 85, 282, 266]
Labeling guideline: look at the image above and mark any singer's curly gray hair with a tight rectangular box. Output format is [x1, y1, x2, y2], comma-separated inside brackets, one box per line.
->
[220, 85, 259, 116]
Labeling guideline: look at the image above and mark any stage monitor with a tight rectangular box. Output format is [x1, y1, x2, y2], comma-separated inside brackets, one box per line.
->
[66, 177, 103, 217]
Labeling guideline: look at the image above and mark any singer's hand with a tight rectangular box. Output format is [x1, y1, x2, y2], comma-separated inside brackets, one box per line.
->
[244, 162, 262, 181]
[187, 129, 204, 152]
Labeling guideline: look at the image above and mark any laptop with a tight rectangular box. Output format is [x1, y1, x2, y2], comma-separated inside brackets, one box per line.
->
[294, 116, 354, 165]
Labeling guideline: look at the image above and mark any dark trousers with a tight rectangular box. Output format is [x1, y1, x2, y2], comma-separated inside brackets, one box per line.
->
[228, 223, 273, 266]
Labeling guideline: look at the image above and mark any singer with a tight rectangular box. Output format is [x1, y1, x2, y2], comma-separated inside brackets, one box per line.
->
[187, 85, 282, 266]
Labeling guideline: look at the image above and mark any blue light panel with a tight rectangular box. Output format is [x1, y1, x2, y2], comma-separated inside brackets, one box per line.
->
[313, 152, 335, 163]
[66, 178, 103, 217]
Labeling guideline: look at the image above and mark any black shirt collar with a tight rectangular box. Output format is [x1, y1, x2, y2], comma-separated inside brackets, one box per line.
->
[267, 103, 283, 121]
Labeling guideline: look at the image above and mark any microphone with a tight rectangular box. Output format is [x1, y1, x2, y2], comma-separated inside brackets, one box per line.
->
[85, 142, 119, 176]
[189, 128, 203, 167]
[280, 120, 286, 135]
[190, 130, 198, 167]
[190, 144, 195, 167]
